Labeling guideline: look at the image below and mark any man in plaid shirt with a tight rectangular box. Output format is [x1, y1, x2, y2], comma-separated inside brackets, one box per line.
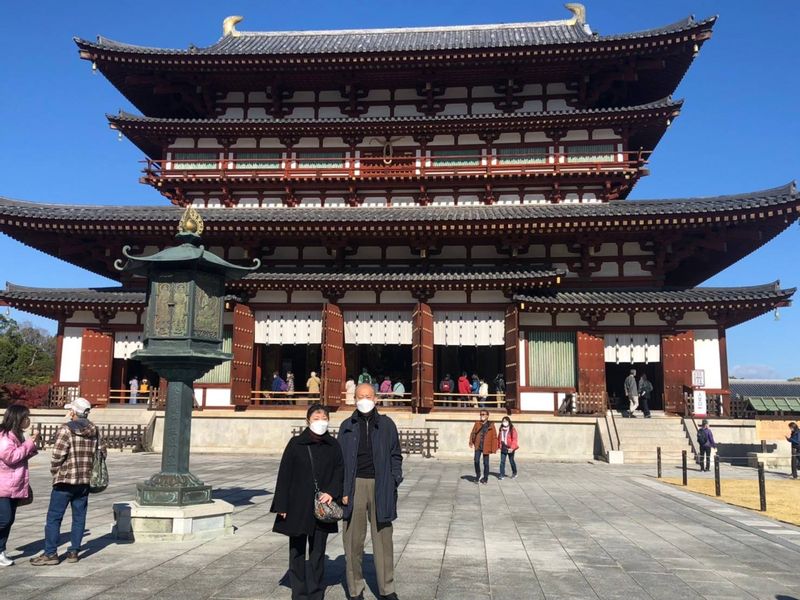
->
[31, 398, 106, 565]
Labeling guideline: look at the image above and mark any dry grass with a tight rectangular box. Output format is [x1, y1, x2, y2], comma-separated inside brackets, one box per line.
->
[663, 478, 800, 526]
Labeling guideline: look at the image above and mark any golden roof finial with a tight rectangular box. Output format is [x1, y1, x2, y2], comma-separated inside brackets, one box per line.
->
[178, 206, 205, 236]
[223, 15, 244, 37]
[564, 3, 586, 25]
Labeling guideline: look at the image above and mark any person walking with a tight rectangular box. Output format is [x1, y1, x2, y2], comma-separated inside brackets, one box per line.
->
[307, 371, 321, 398]
[457, 372, 471, 408]
[379, 376, 392, 406]
[623, 369, 639, 417]
[469, 410, 498, 484]
[286, 371, 296, 404]
[0, 405, 39, 567]
[128, 375, 139, 404]
[31, 398, 106, 565]
[786, 422, 799, 478]
[338, 384, 403, 600]
[497, 416, 519, 480]
[271, 404, 343, 600]
[696, 419, 716, 472]
[638, 373, 653, 418]
[493, 373, 506, 402]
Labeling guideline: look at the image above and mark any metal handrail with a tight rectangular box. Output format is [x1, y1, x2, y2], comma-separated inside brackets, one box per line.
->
[142, 150, 649, 182]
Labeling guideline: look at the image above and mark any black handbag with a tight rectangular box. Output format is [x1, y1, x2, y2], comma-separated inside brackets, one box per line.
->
[306, 446, 343, 523]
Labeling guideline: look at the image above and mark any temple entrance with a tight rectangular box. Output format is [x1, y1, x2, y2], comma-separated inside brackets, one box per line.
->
[259, 344, 321, 393]
[435, 346, 505, 391]
[605, 362, 663, 413]
[344, 344, 412, 400]
[110, 358, 159, 405]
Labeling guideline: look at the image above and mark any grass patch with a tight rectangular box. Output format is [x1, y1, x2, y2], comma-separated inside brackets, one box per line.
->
[663, 478, 800, 526]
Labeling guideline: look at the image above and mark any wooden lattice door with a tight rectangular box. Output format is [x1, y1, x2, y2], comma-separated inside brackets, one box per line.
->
[662, 331, 694, 415]
[577, 331, 607, 413]
[504, 305, 520, 410]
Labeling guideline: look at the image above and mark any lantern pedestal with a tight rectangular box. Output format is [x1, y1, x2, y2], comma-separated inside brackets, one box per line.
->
[113, 500, 234, 542]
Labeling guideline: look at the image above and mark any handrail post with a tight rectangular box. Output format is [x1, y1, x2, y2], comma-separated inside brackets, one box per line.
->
[657, 447, 662, 479]
[757, 462, 767, 511]
[681, 450, 688, 486]
[714, 454, 721, 497]
[792, 448, 798, 480]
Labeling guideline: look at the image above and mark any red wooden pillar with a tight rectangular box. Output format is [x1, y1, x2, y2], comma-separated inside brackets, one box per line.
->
[504, 305, 520, 413]
[662, 331, 694, 415]
[231, 304, 255, 409]
[412, 302, 434, 412]
[79, 328, 113, 406]
[321, 303, 345, 409]
[577, 331, 606, 412]
[718, 327, 731, 416]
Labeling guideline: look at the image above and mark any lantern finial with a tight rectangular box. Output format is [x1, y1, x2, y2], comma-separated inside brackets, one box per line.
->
[179, 206, 205, 236]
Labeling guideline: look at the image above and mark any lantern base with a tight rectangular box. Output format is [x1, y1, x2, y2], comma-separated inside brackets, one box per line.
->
[136, 472, 213, 506]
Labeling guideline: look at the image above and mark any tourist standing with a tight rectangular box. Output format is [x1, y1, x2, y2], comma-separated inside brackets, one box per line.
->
[478, 378, 489, 408]
[128, 375, 139, 404]
[307, 371, 321, 398]
[0, 405, 39, 567]
[786, 422, 799, 478]
[286, 371, 296, 396]
[497, 416, 518, 480]
[139, 378, 149, 404]
[493, 373, 506, 399]
[457, 372, 471, 407]
[439, 373, 454, 406]
[271, 404, 343, 600]
[469, 410, 498, 484]
[339, 384, 403, 600]
[697, 419, 716, 472]
[392, 380, 405, 401]
[358, 368, 373, 386]
[623, 369, 639, 417]
[379, 376, 392, 396]
[31, 398, 105, 565]
[638, 373, 653, 418]
[345, 376, 356, 406]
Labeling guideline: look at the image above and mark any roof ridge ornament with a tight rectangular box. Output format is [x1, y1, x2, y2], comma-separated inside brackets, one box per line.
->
[564, 3, 586, 25]
[179, 205, 204, 236]
[223, 15, 244, 38]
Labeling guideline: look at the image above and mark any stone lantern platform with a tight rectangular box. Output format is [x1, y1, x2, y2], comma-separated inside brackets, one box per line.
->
[112, 499, 234, 542]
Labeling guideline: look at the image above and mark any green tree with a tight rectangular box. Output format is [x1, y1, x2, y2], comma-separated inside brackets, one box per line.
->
[0, 314, 55, 386]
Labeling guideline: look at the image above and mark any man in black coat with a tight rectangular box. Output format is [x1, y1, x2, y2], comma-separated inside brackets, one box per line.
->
[338, 384, 403, 600]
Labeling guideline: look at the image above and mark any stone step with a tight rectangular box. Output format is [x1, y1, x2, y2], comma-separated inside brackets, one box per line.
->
[620, 444, 690, 453]
[615, 429, 687, 437]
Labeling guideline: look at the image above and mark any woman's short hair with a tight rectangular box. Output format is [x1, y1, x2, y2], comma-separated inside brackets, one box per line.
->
[306, 403, 330, 420]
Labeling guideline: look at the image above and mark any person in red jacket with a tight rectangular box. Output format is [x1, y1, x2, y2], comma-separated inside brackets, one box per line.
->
[498, 416, 519, 480]
[457, 372, 472, 407]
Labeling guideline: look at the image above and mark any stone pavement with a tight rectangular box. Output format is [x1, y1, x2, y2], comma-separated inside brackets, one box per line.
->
[1, 452, 799, 600]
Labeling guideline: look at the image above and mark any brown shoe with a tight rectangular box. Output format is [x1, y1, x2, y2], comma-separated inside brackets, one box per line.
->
[30, 553, 60, 566]
[66, 551, 79, 563]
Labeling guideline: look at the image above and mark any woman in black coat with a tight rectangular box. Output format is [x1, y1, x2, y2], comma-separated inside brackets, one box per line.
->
[271, 404, 344, 600]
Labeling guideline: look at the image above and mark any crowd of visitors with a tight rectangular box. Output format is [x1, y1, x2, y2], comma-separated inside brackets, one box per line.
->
[439, 371, 505, 408]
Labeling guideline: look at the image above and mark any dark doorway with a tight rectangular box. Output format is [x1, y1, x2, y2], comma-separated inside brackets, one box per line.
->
[605, 362, 663, 412]
[435, 346, 504, 390]
[344, 344, 412, 390]
[260, 345, 321, 392]
[110, 358, 159, 404]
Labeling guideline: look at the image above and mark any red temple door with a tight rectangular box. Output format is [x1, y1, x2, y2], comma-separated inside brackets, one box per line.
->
[321, 303, 345, 408]
[662, 331, 694, 415]
[231, 304, 255, 408]
[412, 302, 434, 412]
[504, 305, 520, 411]
[577, 331, 607, 413]
[79, 328, 113, 406]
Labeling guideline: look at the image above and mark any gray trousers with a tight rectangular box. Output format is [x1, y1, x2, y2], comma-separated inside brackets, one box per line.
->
[343, 477, 395, 597]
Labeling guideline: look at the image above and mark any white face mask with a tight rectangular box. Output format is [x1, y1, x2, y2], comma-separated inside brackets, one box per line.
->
[502, 422, 510, 428]
[309, 420, 329, 435]
[356, 399, 375, 414]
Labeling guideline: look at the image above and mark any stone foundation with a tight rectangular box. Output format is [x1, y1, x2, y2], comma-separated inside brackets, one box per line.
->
[113, 499, 234, 542]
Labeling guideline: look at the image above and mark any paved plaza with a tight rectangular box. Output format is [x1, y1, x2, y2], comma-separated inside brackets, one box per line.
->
[0, 452, 799, 600]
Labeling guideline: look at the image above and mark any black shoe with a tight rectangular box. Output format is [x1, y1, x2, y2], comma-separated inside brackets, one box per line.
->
[480, 478, 488, 485]
[382, 594, 399, 600]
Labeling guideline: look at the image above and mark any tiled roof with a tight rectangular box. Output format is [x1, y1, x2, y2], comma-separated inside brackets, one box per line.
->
[513, 282, 795, 308]
[729, 380, 800, 399]
[1, 284, 144, 305]
[0, 183, 796, 225]
[76, 15, 715, 57]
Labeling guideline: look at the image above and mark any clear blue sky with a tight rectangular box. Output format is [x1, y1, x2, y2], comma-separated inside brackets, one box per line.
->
[0, 1, 798, 378]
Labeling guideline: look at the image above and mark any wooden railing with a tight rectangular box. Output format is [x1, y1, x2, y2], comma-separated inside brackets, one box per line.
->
[558, 392, 608, 416]
[432, 393, 507, 410]
[33, 423, 145, 452]
[143, 150, 647, 184]
[45, 384, 80, 408]
[291, 426, 438, 458]
[250, 390, 322, 407]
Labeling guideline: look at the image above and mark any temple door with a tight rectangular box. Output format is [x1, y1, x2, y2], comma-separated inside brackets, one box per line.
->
[321, 303, 345, 408]
[231, 304, 255, 408]
[412, 302, 434, 412]
[662, 331, 694, 415]
[504, 305, 519, 412]
[577, 331, 606, 413]
[79, 328, 113, 406]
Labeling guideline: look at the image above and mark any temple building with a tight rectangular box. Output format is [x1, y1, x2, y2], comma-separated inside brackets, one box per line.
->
[0, 5, 796, 415]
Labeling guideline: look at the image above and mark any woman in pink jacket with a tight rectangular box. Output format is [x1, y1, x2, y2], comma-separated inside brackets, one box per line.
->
[497, 416, 519, 480]
[0, 405, 39, 567]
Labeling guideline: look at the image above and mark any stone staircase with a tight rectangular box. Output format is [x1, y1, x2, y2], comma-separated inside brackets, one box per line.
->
[614, 415, 693, 464]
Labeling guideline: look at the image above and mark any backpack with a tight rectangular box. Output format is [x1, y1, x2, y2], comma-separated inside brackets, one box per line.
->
[440, 380, 452, 392]
[279, 381, 288, 392]
[697, 428, 708, 447]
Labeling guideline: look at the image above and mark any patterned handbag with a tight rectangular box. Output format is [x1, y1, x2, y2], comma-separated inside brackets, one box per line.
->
[89, 436, 109, 493]
[306, 446, 343, 523]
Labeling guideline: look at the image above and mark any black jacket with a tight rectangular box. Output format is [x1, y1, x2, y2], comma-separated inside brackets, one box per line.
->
[271, 428, 344, 537]
[338, 409, 403, 523]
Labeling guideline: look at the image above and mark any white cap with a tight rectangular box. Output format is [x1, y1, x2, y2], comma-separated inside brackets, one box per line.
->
[64, 397, 92, 415]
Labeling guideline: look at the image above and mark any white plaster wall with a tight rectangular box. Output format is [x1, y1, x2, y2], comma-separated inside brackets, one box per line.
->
[340, 291, 377, 304]
[694, 330, 722, 389]
[520, 392, 553, 412]
[429, 291, 467, 303]
[60, 327, 83, 382]
[252, 291, 289, 303]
